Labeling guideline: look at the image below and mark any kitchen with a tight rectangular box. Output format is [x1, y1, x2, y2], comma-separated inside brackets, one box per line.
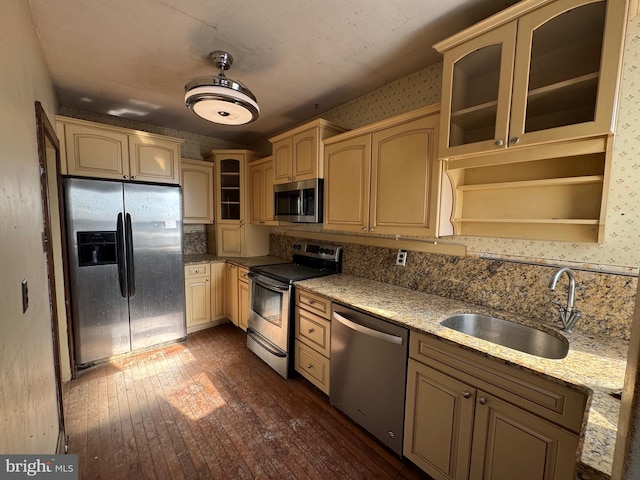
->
[2, 0, 640, 479]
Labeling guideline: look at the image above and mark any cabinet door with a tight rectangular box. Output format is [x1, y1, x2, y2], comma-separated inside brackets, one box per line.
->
[226, 264, 239, 326]
[440, 22, 517, 158]
[129, 135, 180, 184]
[404, 359, 475, 480]
[211, 262, 226, 321]
[272, 138, 293, 184]
[510, 0, 626, 146]
[249, 161, 265, 224]
[263, 161, 276, 223]
[370, 115, 441, 237]
[469, 391, 579, 480]
[64, 123, 130, 180]
[182, 159, 214, 224]
[216, 155, 243, 222]
[185, 274, 211, 328]
[238, 279, 249, 332]
[217, 223, 244, 257]
[324, 134, 372, 232]
[292, 127, 319, 181]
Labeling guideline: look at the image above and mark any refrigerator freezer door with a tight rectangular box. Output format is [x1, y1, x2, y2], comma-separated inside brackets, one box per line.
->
[65, 178, 131, 365]
[124, 183, 186, 350]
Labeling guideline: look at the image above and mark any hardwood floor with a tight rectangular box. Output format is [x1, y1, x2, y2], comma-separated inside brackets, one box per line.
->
[63, 323, 433, 480]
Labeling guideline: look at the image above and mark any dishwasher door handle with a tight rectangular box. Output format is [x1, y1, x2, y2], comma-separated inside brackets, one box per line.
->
[333, 312, 404, 345]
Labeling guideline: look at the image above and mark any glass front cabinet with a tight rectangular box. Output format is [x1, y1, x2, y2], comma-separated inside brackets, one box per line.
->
[436, 0, 628, 158]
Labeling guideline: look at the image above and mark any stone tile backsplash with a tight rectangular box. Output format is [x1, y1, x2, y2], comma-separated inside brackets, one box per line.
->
[270, 233, 636, 340]
[184, 225, 208, 255]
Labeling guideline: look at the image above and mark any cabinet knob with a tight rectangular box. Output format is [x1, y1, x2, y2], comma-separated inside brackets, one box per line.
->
[123, 175, 128, 179]
[479, 397, 487, 405]
[463, 391, 471, 399]
[306, 364, 313, 369]
[308, 328, 315, 334]
[205, 278, 209, 282]
[494, 139, 504, 147]
[131, 175, 136, 179]
[510, 137, 520, 145]
[362, 227, 368, 232]
[369, 228, 374, 232]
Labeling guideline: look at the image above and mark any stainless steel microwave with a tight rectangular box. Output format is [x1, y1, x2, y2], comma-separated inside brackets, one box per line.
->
[274, 178, 323, 223]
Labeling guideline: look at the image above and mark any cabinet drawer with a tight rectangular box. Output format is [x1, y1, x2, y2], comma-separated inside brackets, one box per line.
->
[295, 307, 331, 358]
[238, 266, 249, 282]
[296, 290, 331, 319]
[410, 331, 587, 433]
[295, 340, 330, 395]
[185, 264, 211, 277]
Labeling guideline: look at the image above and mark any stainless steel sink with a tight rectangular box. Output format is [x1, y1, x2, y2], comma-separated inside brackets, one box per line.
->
[440, 314, 569, 359]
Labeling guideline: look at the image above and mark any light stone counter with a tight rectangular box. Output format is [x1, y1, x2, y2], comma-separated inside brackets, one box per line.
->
[184, 254, 287, 268]
[295, 273, 628, 479]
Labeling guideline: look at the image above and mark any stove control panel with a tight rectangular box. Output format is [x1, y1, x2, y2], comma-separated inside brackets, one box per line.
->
[292, 242, 342, 262]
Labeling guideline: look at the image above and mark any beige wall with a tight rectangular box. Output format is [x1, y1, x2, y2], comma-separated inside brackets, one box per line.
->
[0, 0, 60, 454]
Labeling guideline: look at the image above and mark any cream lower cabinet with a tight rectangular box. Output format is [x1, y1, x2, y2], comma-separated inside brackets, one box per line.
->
[226, 263, 239, 327]
[238, 267, 249, 331]
[324, 106, 449, 237]
[184, 264, 211, 332]
[184, 262, 226, 334]
[404, 332, 586, 480]
[294, 290, 332, 394]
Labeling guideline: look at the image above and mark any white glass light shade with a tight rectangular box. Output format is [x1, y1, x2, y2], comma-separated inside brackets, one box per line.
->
[185, 84, 259, 125]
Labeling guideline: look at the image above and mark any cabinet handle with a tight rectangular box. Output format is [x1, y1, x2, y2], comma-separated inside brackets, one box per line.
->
[306, 364, 313, 369]
[463, 391, 471, 399]
[479, 397, 487, 405]
[494, 139, 504, 147]
[510, 137, 520, 145]
[308, 328, 315, 334]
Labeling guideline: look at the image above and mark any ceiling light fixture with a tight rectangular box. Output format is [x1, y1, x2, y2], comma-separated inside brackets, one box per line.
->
[184, 50, 259, 125]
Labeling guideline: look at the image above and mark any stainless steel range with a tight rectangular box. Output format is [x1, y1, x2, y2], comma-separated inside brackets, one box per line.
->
[247, 242, 342, 378]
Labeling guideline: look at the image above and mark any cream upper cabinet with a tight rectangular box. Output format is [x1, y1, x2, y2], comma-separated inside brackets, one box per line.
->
[57, 116, 183, 184]
[249, 156, 277, 225]
[325, 106, 446, 237]
[435, 0, 628, 158]
[269, 119, 346, 184]
[181, 159, 214, 224]
[206, 149, 269, 257]
[128, 134, 180, 184]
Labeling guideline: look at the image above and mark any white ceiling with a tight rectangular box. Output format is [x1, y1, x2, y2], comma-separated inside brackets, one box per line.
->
[29, 0, 518, 144]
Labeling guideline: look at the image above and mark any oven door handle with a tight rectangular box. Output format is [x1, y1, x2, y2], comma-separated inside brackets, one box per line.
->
[248, 272, 291, 292]
[333, 312, 404, 345]
[247, 328, 287, 357]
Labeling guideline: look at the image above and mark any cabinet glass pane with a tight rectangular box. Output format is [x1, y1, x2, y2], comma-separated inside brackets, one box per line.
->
[449, 44, 502, 147]
[219, 158, 241, 220]
[525, 2, 605, 133]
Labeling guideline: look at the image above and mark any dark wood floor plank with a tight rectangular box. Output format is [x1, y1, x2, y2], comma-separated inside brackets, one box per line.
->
[64, 323, 433, 480]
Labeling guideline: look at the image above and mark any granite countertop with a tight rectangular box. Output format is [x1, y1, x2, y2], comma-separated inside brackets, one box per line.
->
[184, 254, 287, 268]
[295, 273, 628, 479]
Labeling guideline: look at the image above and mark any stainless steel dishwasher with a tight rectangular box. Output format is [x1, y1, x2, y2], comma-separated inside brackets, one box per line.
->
[330, 303, 409, 456]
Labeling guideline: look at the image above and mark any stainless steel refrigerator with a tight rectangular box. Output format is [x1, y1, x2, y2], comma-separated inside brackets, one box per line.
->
[64, 177, 186, 366]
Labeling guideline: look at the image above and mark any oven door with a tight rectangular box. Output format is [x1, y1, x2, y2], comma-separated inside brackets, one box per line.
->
[247, 272, 292, 377]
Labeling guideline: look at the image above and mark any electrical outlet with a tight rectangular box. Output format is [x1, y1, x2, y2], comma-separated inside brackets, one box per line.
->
[395, 250, 407, 267]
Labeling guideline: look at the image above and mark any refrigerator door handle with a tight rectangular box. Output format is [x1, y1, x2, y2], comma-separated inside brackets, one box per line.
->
[116, 213, 128, 298]
[125, 213, 136, 298]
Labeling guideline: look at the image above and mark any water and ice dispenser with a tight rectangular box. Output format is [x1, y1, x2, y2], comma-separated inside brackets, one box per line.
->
[77, 231, 117, 267]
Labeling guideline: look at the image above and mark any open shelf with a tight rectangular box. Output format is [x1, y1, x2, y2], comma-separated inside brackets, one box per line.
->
[445, 135, 612, 243]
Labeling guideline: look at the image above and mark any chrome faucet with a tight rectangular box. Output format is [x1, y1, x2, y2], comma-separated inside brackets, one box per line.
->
[549, 267, 581, 333]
